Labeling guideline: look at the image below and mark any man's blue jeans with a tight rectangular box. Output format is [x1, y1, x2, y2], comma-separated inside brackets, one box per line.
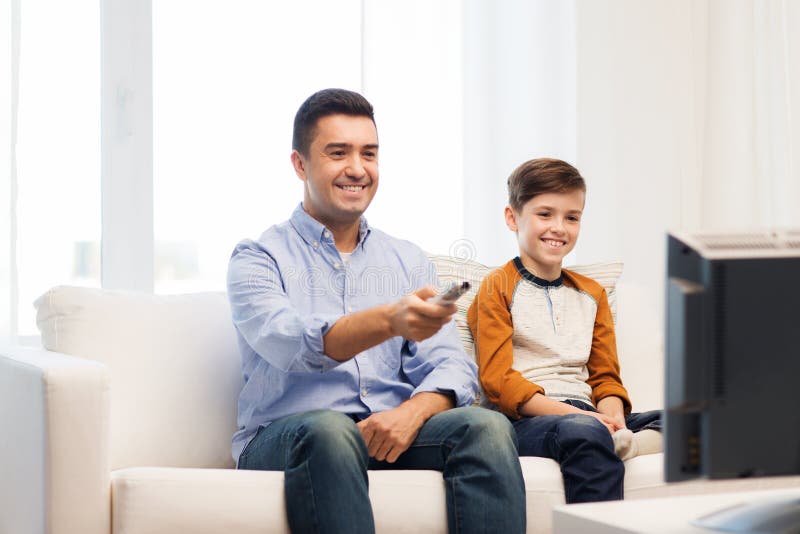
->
[238, 406, 526, 534]
[513, 399, 662, 504]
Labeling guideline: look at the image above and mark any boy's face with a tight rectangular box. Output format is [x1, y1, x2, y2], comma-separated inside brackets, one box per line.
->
[291, 113, 379, 229]
[505, 189, 585, 280]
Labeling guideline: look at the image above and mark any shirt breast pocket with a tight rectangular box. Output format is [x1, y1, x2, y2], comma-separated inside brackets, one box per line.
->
[376, 337, 403, 371]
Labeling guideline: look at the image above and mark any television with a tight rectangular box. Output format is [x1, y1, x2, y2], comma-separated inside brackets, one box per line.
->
[664, 230, 800, 530]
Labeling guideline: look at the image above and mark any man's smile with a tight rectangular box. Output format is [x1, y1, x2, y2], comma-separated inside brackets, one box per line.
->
[337, 184, 367, 192]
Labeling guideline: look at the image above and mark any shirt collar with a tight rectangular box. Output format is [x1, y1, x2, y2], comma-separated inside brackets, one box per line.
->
[513, 257, 563, 287]
[289, 202, 371, 250]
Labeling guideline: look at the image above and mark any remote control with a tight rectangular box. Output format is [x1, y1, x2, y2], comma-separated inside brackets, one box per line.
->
[428, 281, 471, 305]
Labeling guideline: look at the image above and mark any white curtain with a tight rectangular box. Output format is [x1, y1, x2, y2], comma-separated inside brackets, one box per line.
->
[574, 0, 800, 369]
[1, 0, 19, 340]
[463, 0, 800, 407]
[462, 0, 578, 266]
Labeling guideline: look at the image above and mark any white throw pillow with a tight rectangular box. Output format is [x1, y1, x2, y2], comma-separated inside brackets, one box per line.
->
[35, 286, 242, 470]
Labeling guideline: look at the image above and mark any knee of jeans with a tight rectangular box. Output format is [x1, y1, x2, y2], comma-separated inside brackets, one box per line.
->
[454, 407, 517, 451]
[557, 414, 614, 448]
[295, 410, 366, 458]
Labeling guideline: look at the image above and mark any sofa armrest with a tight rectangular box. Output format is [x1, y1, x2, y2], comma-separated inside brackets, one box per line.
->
[0, 345, 111, 534]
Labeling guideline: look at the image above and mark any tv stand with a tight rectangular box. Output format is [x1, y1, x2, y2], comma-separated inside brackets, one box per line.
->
[553, 487, 800, 533]
[692, 494, 800, 533]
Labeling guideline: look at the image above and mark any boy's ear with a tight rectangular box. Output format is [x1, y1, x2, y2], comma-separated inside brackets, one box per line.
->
[504, 206, 518, 232]
[291, 150, 307, 181]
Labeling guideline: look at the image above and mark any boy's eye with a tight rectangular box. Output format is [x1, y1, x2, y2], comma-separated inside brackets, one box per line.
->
[568, 215, 580, 222]
[363, 151, 376, 159]
[537, 212, 551, 218]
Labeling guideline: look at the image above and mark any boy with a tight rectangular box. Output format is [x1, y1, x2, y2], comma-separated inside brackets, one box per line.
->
[467, 157, 661, 504]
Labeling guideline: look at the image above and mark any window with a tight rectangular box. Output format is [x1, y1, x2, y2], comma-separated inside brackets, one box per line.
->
[15, 0, 101, 335]
[4, 0, 466, 337]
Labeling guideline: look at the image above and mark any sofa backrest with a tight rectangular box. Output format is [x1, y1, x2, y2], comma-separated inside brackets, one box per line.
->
[36, 287, 242, 470]
[35, 256, 650, 470]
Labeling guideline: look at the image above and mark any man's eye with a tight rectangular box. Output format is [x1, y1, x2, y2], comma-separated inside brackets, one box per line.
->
[330, 151, 346, 157]
[363, 151, 376, 159]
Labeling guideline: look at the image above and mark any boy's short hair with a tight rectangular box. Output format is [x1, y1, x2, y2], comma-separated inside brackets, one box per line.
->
[292, 88, 375, 156]
[507, 158, 586, 212]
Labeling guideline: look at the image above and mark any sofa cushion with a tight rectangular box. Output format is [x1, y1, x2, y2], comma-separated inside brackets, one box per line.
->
[111, 467, 448, 534]
[35, 287, 242, 470]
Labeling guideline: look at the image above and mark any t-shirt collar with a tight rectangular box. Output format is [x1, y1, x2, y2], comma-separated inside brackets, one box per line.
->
[513, 257, 563, 287]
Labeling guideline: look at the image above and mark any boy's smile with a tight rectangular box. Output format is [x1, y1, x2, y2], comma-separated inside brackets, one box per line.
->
[505, 190, 585, 281]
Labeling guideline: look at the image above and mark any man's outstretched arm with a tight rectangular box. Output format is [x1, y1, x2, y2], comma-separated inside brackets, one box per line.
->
[323, 286, 457, 362]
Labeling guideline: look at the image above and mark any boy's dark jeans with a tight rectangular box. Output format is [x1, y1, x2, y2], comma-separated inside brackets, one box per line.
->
[513, 399, 661, 503]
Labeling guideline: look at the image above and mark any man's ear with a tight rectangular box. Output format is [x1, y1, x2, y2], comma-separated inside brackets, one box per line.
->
[291, 150, 306, 181]
[504, 206, 518, 232]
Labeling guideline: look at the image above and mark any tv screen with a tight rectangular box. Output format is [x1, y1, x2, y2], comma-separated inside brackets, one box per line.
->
[664, 230, 800, 483]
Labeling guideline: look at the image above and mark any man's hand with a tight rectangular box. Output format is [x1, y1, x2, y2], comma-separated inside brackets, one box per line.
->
[357, 392, 454, 463]
[388, 286, 457, 342]
[357, 404, 423, 463]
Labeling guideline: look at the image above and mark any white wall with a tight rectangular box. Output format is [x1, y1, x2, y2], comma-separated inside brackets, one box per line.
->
[463, 0, 577, 266]
[575, 0, 800, 408]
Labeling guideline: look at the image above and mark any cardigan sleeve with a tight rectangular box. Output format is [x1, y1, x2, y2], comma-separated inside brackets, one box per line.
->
[585, 287, 632, 414]
[467, 265, 543, 418]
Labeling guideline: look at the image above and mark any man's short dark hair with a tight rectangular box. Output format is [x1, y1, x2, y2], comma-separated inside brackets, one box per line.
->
[507, 158, 586, 212]
[292, 88, 375, 156]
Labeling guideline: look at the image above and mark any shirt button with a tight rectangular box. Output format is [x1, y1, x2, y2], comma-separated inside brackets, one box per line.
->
[361, 388, 368, 397]
[313, 241, 319, 248]
[333, 262, 341, 269]
[324, 231, 330, 238]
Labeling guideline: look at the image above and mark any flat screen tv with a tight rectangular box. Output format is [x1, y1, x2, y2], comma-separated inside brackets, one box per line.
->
[665, 230, 800, 531]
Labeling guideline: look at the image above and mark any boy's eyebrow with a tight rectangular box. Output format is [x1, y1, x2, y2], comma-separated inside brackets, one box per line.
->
[532, 204, 583, 213]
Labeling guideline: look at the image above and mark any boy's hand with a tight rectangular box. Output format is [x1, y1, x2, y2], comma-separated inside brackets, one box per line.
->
[596, 396, 627, 431]
[585, 411, 623, 435]
[388, 286, 457, 342]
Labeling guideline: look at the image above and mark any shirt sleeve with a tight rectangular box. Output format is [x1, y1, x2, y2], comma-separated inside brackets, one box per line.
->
[227, 240, 342, 373]
[467, 267, 543, 419]
[401, 320, 478, 408]
[398, 253, 478, 407]
[586, 288, 632, 413]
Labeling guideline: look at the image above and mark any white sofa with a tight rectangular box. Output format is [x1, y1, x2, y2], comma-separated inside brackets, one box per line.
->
[1, 255, 798, 534]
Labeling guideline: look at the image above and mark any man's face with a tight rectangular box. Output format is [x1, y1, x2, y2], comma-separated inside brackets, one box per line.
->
[505, 189, 585, 280]
[292, 114, 379, 228]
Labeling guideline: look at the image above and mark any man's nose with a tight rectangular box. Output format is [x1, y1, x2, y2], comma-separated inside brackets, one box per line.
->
[346, 155, 367, 178]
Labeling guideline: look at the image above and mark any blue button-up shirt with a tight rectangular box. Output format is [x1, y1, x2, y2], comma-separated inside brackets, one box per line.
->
[227, 204, 478, 462]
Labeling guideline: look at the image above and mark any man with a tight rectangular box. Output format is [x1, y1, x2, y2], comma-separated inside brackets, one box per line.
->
[227, 88, 525, 534]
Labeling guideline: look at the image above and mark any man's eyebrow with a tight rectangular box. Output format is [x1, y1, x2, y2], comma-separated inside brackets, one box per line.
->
[322, 142, 379, 151]
[323, 142, 351, 151]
